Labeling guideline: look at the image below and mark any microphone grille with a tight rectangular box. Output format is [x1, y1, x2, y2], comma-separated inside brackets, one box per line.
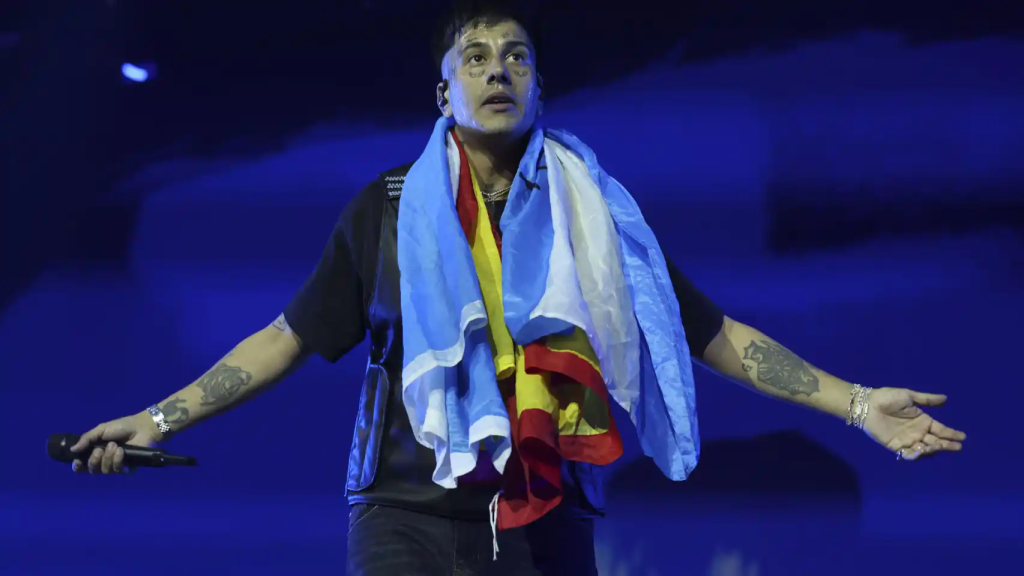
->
[47, 434, 81, 463]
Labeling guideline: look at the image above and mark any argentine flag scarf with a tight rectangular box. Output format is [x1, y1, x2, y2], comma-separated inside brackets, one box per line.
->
[397, 116, 699, 530]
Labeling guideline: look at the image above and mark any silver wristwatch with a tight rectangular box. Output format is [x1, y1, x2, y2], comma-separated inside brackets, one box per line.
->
[146, 404, 172, 435]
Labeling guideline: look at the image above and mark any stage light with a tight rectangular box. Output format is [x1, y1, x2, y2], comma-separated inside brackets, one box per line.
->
[122, 63, 149, 82]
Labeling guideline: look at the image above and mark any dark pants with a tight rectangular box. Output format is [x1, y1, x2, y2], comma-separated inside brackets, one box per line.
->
[346, 504, 599, 576]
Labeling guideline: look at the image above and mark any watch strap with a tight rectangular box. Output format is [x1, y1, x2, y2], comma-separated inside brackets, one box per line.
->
[146, 404, 172, 435]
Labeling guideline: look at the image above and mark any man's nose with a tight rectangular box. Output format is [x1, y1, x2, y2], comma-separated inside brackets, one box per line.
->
[486, 61, 512, 85]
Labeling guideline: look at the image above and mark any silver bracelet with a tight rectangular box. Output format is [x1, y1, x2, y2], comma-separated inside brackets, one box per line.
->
[856, 387, 871, 429]
[845, 384, 862, 425]
[846, 385, 872, 430]
[146, 404, 172, 435]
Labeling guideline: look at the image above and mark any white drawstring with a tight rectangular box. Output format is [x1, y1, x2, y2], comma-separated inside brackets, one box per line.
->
[488, 491, 501, 561]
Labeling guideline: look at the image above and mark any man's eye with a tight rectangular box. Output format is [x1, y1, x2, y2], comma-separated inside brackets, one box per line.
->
[469, 54, 485, 64]
[508, 53, 525, 62]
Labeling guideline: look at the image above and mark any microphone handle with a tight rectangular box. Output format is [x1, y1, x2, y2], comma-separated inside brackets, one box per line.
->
[122, 446, 198, 467]
[51, 434, 198, 467]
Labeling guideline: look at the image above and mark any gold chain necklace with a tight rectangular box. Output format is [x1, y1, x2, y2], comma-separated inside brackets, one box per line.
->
[481, 184, 512, 202]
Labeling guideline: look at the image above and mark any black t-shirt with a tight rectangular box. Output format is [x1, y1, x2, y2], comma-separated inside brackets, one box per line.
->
[285, 176, 725, 519]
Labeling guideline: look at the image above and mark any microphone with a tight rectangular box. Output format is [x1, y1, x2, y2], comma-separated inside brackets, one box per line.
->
[48, 434, 198, 468]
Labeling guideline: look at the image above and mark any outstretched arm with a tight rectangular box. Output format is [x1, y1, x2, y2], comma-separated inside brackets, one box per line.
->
[148, 314, 310, 439]
[701, 317, 966, 459]
[701, 317, 852, 418]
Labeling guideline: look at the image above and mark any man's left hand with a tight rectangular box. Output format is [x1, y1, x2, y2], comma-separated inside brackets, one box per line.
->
[861, 387, 966, 460]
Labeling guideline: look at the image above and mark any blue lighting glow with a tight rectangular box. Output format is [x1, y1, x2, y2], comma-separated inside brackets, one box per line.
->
[121, 63, 149, 82]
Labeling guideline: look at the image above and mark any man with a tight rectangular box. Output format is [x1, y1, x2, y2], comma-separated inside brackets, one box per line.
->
[70, 3, 966, 575]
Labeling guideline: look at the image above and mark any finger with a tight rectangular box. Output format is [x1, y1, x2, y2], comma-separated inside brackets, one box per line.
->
[72, 459, 86, 473]
[87, 447, 105, 474]
[930, 419, 966, 442]
[922, 433, 962, 453]
[71, 424, 106, 453]
[101, 442, 117, 474]
[111, 446, 126, 474]
[909, 391, 947, 407]
[899, 442, 928, 461]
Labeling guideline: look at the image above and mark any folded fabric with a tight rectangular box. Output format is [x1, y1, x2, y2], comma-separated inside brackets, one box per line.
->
[449, 128, 622, 528]
[397, 116, 700, 529]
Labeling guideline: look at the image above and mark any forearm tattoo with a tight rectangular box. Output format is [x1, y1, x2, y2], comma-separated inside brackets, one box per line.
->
[161, 398, 191, 426]
[741, 340, 820, 396]
[195, 363, 254, 406]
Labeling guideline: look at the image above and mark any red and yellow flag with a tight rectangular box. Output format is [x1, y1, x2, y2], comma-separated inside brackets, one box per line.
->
[451, 131, 623, 530]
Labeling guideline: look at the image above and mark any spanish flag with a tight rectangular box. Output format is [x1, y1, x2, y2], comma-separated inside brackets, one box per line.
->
[452, 131, 623, 530]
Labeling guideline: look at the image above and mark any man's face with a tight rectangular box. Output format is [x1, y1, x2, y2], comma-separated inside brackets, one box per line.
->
[438, 20, 541, 140]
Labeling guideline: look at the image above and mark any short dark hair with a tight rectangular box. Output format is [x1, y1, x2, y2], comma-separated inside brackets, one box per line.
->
[431, 0, 541, 73]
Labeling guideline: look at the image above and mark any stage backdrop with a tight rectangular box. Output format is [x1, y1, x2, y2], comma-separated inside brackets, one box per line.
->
[2, 19, 1022, 576]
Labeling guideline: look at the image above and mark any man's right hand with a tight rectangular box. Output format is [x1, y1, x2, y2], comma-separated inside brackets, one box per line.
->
[70, 412, 163, 475]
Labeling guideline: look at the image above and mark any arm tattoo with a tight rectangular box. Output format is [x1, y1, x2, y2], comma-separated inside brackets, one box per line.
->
[195, 363, 253, 406]
[161, 398, 191, 425]
[271, 314, 288, 332]
[741, 340, 819, 396]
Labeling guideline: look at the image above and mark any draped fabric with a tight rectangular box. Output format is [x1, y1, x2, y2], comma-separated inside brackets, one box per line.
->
[396, 116, 700, 530]
[451, 131, 622, 528]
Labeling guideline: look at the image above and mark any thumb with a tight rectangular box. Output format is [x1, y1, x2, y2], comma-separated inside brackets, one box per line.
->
[70, 423, 107, 452]
[910, 391, 947, 407]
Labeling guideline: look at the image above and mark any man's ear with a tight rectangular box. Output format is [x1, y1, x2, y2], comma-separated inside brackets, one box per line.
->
[437, 79, 452, 117]
[537, 73, 545, 116]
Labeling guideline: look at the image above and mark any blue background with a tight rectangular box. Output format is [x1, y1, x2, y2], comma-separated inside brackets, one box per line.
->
[2, 2, 1022, 574]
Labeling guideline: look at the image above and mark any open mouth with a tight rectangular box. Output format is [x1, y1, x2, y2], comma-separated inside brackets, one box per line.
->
[482, 93, 516, 109]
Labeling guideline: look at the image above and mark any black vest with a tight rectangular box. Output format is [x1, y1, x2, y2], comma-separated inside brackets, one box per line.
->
[345, 163, 607, 517]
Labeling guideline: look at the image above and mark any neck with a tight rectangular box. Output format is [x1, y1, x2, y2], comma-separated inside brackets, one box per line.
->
[454, 126, 528, 192]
